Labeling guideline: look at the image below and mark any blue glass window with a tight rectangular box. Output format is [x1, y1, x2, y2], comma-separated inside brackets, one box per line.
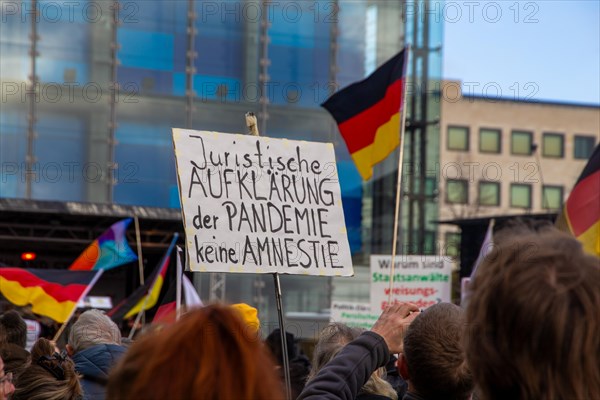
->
[33, 114, 86, 201]
[114, 122, 178, 207]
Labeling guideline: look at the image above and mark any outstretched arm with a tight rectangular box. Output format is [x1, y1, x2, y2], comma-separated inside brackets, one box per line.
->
[299, 303, 419, 400]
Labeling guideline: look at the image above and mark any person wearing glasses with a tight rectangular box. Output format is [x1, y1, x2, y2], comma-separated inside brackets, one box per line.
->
[0, 356, 15, 400]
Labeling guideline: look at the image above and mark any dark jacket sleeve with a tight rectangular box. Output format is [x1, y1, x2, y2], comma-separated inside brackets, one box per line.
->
[298, 331, 390, 400]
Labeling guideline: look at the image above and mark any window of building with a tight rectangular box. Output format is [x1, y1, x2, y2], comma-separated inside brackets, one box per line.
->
[542, 185, 564, 210]
[478, 181, 500, 206]
[446, 179, 468, 204]
[479, 128, 501, 153]
[510, 183, 532, 209]
[447, 126, 469, 151]
[445, 232, 461, 258]
[511, 130, 533, 155]
[542, 133, 564, 158]
[574, 135, 596, 159]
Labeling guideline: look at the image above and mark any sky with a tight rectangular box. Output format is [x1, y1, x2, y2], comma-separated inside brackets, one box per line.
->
[443, 0, 600, 105]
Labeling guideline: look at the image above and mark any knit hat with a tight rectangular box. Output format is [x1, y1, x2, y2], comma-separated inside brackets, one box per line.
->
[230, 303, 260, 334]
[0, 311, 27, 348]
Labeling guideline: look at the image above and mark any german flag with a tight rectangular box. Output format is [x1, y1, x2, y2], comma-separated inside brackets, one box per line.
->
[107, 234, 178, 321]
[0, 268, 100, 323]
[556, 144, 600, 257]
[322, 49, 408, 180]
[153, 274, 204, 325]
[152, 280, 177, 324]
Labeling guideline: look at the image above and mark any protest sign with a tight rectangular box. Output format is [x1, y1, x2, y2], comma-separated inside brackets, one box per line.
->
[172, 129, 353, 276]
[370, 255, 452, 311]
[330, 301, 379, 329]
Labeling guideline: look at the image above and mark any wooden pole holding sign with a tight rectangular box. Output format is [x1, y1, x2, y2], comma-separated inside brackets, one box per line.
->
[388, 45, 411, 305]
[245, 112, 292, 400]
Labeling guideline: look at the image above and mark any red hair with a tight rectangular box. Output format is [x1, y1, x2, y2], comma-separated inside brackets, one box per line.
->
[107, 304, 284, 400]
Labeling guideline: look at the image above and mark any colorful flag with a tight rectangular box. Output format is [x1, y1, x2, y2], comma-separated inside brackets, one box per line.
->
[107, 234, 178, 321]
[0, 268, 101, 323]
[69, 218, 138, 271]
[321, 49, 408, 180]
[556, 144, 600, 256]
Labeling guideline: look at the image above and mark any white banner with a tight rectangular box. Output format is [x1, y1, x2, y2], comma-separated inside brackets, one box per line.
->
[330, 301, 379, 330]
[173, 129, 353, 276]
[370, 255, 452, 311]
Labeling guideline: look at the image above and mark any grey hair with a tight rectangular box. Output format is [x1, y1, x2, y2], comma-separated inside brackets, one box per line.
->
[68, 309, 121, 353]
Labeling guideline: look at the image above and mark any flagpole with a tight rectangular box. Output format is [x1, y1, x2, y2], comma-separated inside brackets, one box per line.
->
[134, 216, 146, 326]
[388, 45, 411, 305]
[53, 269, 105, 342]
[245, 111, 292, 400]
[128, 293, 151, 339]
[175, 246, 183, 321]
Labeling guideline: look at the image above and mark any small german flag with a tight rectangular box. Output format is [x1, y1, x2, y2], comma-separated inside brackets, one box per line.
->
[556, 144, 600, 257]
[322, 49, 407, 180]
[0, 268, 99, 323]
[107, 234, 178, 321]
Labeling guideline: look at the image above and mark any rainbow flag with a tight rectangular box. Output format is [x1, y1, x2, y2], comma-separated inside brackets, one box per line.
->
[556, 144, 600, 256]
[108, 234, 178, 321]
[69, 218, 137, 271]
[322, 49, 408, 180]
[0, 268, 101, 323]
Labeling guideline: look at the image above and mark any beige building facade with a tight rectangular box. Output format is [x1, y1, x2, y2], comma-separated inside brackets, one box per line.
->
[438, 82, 600, 251]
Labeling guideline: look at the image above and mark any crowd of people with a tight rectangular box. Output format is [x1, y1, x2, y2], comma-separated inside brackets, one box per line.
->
[0, 225, 598, 400]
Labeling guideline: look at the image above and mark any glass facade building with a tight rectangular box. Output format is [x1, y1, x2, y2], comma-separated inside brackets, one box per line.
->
[1, 0, 443, 328]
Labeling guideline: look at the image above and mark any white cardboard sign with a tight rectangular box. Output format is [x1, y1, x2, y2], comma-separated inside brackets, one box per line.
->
[370, 255, 452, 311]
[173, 129, 353, 276]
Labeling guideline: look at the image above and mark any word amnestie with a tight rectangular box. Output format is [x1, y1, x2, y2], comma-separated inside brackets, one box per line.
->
[194, 235, 343, 269]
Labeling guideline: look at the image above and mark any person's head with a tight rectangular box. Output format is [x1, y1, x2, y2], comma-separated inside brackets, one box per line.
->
[67, 309, 121, 355]
[309, 323, 397, 400]
[0, 311, 27, 349]
[265, 328, 297, 366]
[0, 356, 15, 400]
[399, 302, 472, 400]
[107, 304, 284, 400]
[466, 227, 600, 400]
[309, 323, 360, 379]
[12, 338, 82, 400]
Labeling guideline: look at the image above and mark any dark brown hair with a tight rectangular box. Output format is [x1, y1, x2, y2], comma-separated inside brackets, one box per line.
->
[466, 227, 600, 400]
[107, 304, 284, 400]
[12, 338, 82, 400]
[403, 302, 473, 400]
